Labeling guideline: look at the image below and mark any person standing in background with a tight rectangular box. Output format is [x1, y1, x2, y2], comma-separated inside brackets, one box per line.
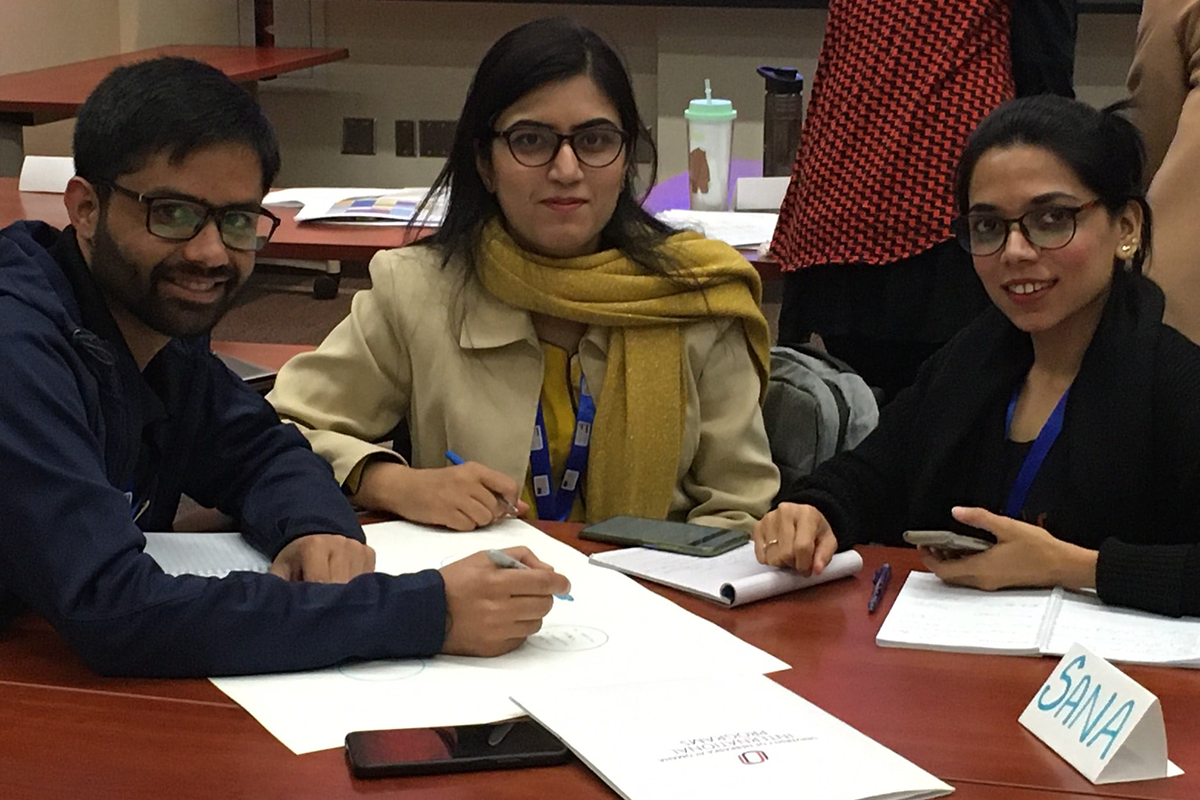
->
[772, 1, 1077, 401]
[1127, 0, 1200, 343]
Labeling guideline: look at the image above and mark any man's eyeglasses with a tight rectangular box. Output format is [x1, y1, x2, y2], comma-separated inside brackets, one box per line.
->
[493, 124, 629, 168]
[952, 199, 1103, 257]
[104, 182, 281, 252]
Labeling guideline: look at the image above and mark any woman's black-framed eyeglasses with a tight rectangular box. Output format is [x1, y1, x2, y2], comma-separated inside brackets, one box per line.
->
[104, 182, 281, 252]
[952, 199, 1103, 257]
[493, 124, 629, 168]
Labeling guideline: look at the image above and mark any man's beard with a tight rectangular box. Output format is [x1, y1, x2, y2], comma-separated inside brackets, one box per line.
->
[90, 216, 245, 339]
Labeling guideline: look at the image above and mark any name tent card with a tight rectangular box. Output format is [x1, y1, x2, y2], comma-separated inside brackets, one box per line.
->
[1018, 643, 1182, 784]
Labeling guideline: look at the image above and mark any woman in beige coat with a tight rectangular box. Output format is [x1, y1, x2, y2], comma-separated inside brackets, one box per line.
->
[1127, 0, 1200, 341]
[268, 19, 779, 532]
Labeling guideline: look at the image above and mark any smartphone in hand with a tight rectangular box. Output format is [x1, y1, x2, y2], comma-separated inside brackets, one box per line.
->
[345, 719, 570, 778]
[903, 529, 995, 554]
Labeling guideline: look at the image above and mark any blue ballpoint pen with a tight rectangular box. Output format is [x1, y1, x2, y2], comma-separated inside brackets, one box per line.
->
[868, 563, 892, 613]
[487, 548, 574, 601]
[444, 449, 521, 517]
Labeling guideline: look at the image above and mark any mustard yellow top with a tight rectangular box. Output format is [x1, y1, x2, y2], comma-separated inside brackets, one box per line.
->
[521, 342, 586, 522]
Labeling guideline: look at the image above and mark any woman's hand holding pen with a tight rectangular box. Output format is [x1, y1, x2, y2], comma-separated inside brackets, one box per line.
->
[921, 506, 1098, 592]
[357, 460, 527, 531]
[752, 502, 839, 576]
[439, 547, 571, 656]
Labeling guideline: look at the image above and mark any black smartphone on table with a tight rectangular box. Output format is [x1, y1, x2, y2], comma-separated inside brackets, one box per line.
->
[580, 515, 749, 557]
[344, 719, 571, 778]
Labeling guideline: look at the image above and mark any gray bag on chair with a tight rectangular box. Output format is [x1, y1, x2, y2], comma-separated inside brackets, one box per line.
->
[762, 345, 879, 487]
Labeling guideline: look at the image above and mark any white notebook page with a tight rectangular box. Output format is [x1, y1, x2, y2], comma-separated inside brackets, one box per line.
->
[876, 572, 1054, 654]
[1044, 591, 1200, 666]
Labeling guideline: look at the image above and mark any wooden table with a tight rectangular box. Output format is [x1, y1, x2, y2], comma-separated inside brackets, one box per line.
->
[0, 45, 349, 175]
[0, 179, 780, 294]
[0, 177, 422, 264]
[1, 530, 1194, 800]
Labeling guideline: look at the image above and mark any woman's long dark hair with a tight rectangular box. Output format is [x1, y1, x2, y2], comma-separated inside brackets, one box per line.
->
[412, 18, 682, 278]
[955, 95, 1153, 274]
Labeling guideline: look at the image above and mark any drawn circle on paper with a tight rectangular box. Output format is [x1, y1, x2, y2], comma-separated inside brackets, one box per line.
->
[338, 660, 426, 681]
[527, 625, 609, 652]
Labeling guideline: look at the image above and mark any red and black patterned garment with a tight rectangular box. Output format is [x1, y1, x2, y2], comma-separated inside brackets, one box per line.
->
[773, 0, 1014, 269]
[771, 0, 1077, 399]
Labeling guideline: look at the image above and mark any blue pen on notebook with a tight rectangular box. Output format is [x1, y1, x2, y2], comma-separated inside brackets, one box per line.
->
[487, 548, 574, 601]
[444, 450, 521, 517]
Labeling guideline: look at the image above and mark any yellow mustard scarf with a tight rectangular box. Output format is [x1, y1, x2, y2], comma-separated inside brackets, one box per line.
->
[477, 221, 771, 522]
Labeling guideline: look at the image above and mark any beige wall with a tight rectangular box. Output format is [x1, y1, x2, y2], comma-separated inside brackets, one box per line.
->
[0, 0, 241, 157]
[117, 0, 242, 52]
[1, 1, 1142, 181]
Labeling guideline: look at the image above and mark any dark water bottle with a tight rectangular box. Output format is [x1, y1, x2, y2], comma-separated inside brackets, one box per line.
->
[757, 66, 804, 178]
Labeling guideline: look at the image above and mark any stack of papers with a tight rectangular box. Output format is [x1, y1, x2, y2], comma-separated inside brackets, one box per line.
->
[878, 572, 1200, 665]
[513, 675, 952, 800]
[655, 209, 779, 248]
[263, 187, 446, 226]
[589, 543, 863, 606]
[149, 520, 789, 754]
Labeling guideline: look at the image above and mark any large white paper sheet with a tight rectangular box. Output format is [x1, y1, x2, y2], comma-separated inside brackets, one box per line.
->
[514, 676, 953, 800]
[211, 519, 789, 754]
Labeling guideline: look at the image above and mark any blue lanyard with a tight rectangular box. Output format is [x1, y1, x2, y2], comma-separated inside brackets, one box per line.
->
[530, 374, 596, 522]
[1003, 386, 1070, 518]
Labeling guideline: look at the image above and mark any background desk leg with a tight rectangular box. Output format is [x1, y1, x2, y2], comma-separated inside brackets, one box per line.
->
[313, 259, 341, 300]
[0, 123, 25, 178]
[256, 257, 343, 299]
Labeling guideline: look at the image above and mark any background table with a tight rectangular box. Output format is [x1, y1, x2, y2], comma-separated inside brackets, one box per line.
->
[1, 522, 1196, 800]
[0, 177, 424, 264]
[0, 45, 350, 176]
[0, 179, 780, 296]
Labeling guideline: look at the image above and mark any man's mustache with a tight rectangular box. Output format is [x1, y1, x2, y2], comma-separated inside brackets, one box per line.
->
[151, 262, 240, 287]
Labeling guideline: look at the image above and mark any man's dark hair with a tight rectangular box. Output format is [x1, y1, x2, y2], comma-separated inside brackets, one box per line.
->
[73, 56, 280, 195]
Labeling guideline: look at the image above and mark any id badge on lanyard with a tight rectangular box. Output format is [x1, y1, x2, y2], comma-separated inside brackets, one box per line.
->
[530, 375, 596, 522]
[1003, 386, 1069, 519]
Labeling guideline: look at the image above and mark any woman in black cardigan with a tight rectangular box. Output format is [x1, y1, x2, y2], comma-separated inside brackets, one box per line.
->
[756, 95, 1200, 618]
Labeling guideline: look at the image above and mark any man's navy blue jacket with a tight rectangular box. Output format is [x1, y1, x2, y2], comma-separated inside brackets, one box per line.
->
[0, 221, 445, 676]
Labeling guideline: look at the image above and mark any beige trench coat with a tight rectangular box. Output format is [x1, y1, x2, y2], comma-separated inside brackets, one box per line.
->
[268, 245, 780, 531]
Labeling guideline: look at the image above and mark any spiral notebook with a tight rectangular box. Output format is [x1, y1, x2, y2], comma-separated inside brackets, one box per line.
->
[588, 543, 863, 607]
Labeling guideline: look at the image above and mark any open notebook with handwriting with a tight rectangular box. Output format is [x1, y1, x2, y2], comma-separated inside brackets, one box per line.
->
[877, 572, 1200, 667]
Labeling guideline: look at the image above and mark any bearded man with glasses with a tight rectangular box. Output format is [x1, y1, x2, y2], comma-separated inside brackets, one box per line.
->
[0, 57, 569, 676]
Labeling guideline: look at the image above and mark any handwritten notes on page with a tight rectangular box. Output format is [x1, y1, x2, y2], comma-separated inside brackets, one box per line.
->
[876, 572, 1054, 655]
[877, 572, 1200, 666]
